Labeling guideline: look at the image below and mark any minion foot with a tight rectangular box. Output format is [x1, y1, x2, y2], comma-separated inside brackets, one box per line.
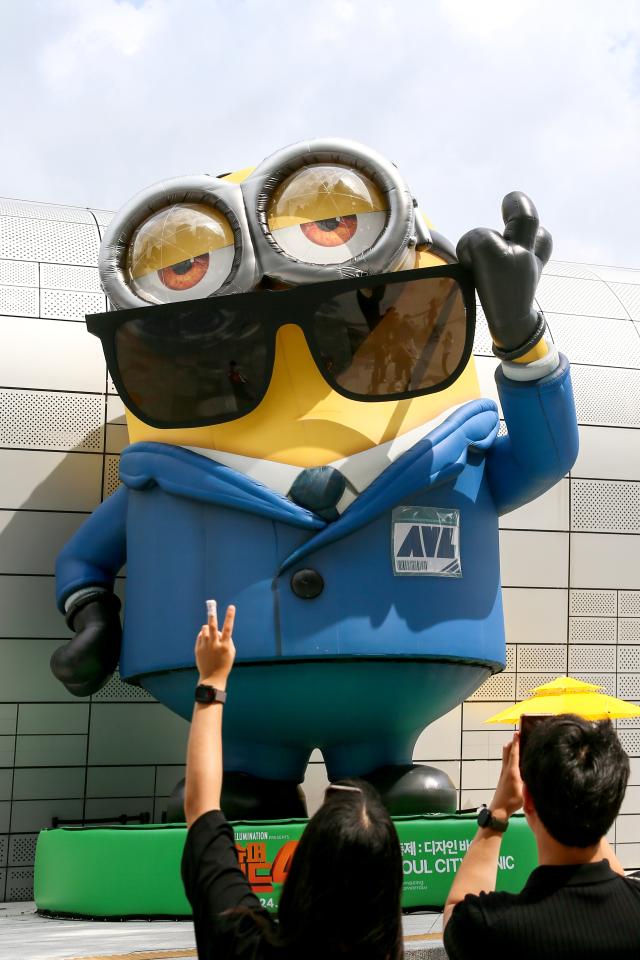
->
[164, 774, 307, 822]
[361, 763, 457, 816]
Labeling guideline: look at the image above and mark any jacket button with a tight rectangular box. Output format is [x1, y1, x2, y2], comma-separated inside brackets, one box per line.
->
[290, 568, 324, 599]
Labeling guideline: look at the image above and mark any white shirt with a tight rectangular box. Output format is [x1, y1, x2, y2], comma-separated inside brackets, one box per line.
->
[187, 402, 468, 515]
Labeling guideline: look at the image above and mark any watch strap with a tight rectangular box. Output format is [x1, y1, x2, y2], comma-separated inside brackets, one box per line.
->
[195, 684, 227, 705]
[478, 804, 509, 833]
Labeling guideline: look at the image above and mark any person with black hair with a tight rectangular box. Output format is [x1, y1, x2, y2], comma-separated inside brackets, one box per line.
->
[181, 604, 404, 959]
[444, 714, 640, 958]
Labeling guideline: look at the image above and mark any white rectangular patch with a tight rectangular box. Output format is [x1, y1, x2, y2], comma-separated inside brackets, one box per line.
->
[392, 506, 462, 577]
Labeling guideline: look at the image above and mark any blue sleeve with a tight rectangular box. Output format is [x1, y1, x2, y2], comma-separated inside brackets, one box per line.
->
[486, 354, 579, 516]
[55, 485, 128, 611]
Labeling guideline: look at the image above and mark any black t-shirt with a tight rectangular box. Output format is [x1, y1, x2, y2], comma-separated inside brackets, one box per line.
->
[182, 809, 278, 960]
[444, 860, 640, 960]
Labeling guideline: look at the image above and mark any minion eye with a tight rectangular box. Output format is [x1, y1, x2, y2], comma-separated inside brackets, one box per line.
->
[266, 165, 388, 266]
[127, 204, 236, 304]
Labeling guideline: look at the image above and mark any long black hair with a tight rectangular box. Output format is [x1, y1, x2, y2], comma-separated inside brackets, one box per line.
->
[252, 778, 404, 958]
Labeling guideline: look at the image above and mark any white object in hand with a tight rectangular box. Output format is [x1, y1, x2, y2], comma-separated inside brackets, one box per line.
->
[206, 599, 217, 620]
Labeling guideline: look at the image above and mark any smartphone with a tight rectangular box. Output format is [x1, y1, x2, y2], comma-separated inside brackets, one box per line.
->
[519, 714, 553, 768]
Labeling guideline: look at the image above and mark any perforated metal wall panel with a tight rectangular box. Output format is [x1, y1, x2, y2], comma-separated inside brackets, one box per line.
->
[619, 619, 640, 642]
[617, 675, 640, 698]
[5, 868, 34, 902]
[0, 260, 38, 286]
[40, 289, 106, 321]
[467, 673, 516, 701]
[618, 646, 640, 671]
[103, 455, 121, 499]
[571, 479, 640, 532]
[545, 261, 600, 281]
[569, 617, 617, 644]
[90, 209, 114, 227]
[609, 282, 640, 322]
[568, 645, 617, 672]
[0, 287, 38, 317]
[472, 301, 494, 357]
[618, 730, 640, 757]
[570, 364, 640, 427]
[0, 388, 104, 450]
[517, 645, 567, 672]
[569, 589, 617, 616]
[8, 835, 37, 867]
[620, 592, 640, 617]
[546, 314, 640, 367]
[536, 274, 628, 318]
[0, 217, 99, 264]
[0, 198, 95, 223]
[39, 263, 101, 291]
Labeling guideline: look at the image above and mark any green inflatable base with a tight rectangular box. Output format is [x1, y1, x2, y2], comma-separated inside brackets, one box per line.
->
[34, 814, 537, 919]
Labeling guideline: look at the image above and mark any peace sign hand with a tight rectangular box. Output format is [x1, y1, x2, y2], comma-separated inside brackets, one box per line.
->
[456, 192, 552, 360]
[195, 604, 236, 688]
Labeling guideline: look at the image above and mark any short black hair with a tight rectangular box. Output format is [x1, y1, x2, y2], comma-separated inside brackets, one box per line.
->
[521, 714, 629, 847]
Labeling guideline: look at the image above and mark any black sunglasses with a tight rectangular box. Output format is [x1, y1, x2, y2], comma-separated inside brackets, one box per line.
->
[87, 264, 475, 430]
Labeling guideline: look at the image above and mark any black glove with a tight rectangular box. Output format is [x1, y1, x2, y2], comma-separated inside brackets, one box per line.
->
[51, 592, 122, 697]
[456, 191, 552, 360]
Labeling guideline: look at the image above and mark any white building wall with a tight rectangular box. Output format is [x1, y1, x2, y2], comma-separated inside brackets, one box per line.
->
[0, 199, 638, 902]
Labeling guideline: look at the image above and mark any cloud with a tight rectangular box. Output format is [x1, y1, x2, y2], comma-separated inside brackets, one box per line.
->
[2, 0, 640, 265]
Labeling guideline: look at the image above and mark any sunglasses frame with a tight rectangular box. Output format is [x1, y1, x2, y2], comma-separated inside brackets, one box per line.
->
[87, 263, 476, 431]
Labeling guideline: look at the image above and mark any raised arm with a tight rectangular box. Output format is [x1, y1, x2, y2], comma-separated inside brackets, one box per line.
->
[184, 604, 236, 828]
[457, 192, 578, 514]
[444, 734, 523, 930]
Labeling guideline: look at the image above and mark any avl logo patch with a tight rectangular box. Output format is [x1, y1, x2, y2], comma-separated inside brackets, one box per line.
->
[392, 506, 462, 577]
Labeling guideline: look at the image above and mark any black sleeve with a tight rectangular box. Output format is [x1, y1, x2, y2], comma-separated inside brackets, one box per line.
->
[182, 809, 272, 959]
[444, 895, 491, 959]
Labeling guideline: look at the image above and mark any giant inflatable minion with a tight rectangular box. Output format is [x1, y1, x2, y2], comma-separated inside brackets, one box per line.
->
[52, 139, 578, 816]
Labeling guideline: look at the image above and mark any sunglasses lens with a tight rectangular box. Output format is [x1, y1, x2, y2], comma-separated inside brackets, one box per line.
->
[114, 304, 269, 425]
[312, 275, 469, 397]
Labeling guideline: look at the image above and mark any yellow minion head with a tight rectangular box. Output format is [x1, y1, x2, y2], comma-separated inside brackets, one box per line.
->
[99, 140, 481, 467]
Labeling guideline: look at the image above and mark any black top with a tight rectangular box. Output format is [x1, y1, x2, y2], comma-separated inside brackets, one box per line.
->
[182, 809, 278, 959]
[444, 860, 640, 960]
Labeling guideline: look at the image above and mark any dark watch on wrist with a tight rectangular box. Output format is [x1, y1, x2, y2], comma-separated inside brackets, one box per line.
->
[477, 804, 509, 832]
[195, 684, 227, 705]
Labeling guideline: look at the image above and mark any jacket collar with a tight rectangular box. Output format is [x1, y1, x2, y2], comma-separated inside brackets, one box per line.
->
[120, 398, 499, 570]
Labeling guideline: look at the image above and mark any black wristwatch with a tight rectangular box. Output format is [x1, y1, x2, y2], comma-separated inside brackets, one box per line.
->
[477, 804, 509, 833]
[195, 684, 227, 705]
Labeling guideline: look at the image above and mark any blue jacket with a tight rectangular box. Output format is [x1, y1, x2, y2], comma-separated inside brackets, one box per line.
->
[56, 358, 578, 682]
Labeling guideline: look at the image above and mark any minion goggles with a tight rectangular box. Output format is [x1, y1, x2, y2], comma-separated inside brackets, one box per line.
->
[93, 139, 475, 429]
[99, 137, 448, 306]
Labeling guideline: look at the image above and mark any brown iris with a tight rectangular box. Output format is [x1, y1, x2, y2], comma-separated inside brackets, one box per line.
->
[300, 215, 358, 247]
[159, 253, 210, 290]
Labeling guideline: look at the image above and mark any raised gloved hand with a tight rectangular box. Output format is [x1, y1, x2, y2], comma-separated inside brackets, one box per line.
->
[456, 191, 552, 360]
[50, 592, 122, 697]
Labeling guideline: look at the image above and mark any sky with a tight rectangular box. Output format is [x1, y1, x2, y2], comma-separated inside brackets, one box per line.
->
[2, 0, 640, 266]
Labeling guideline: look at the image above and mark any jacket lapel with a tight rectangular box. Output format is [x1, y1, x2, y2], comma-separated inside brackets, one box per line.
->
[278, 399, 499, 572]
[120, 442, 325, 531]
